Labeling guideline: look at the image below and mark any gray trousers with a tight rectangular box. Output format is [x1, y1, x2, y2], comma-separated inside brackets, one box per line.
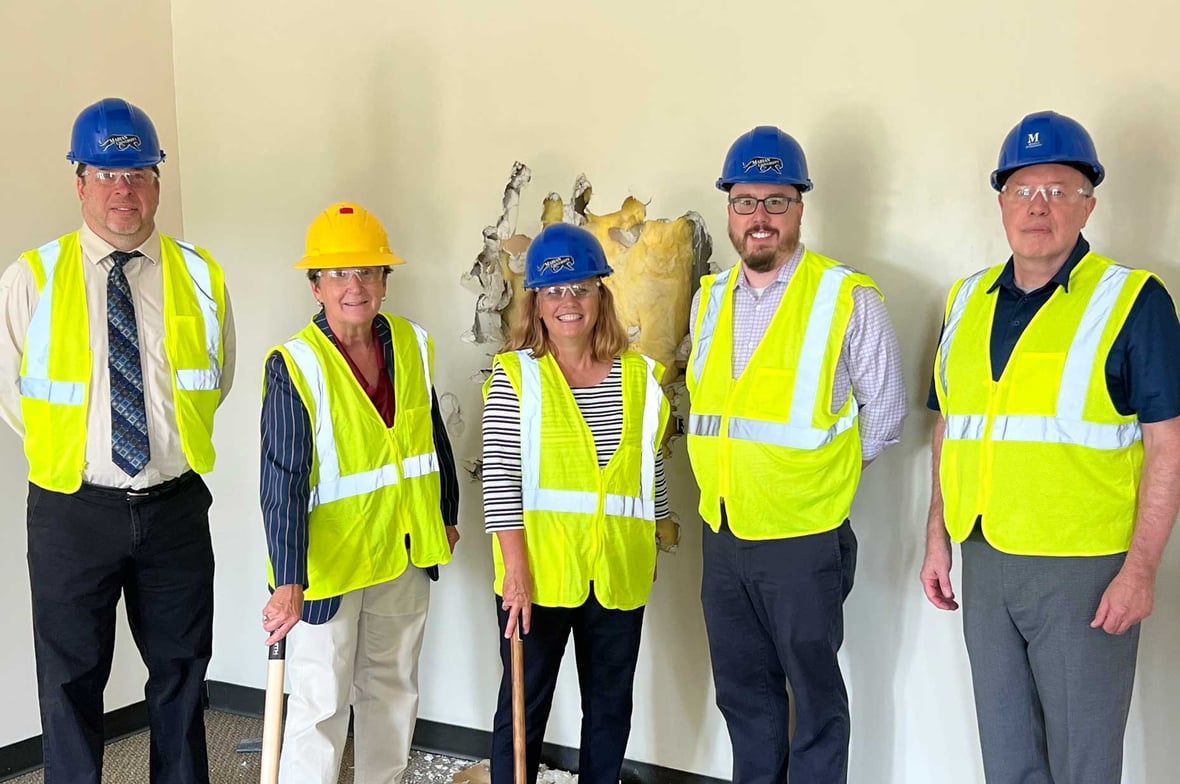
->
[961, 536, 1140, 784]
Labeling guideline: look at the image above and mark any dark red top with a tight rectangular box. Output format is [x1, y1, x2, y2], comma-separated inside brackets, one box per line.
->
[332, 323, 396, 427]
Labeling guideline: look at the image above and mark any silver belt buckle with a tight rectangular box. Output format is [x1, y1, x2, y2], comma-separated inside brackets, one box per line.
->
[126, 488, 151, 498]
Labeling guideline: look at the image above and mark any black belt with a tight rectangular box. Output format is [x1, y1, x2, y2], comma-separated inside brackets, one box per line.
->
[78, 471, 196, 502]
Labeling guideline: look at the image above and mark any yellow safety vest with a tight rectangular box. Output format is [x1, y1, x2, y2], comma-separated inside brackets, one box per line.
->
[934, 252, 1152, 556]
[267, 314, 451, 599]
[686, 249, 879, 539]
[18, 231, 227, 492]
[485, 350, 669, 611]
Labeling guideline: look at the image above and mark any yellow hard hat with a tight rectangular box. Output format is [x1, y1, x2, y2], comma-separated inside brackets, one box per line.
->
[295, 202, 406, 269]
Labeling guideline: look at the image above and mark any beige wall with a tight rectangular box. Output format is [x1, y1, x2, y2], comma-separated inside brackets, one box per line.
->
[3, 0, 1180, 780]
[0, 0, 182, 746]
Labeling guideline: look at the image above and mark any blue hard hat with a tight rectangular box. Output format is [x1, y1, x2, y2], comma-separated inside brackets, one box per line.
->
[716, 126, 813, 192]
[524, 223, 613, 289]
[990, 110, 1103, 190]
[67, 98, 166, 168]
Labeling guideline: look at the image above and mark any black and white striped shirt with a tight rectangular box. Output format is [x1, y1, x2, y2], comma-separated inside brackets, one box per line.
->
[482, 356, 669, 533]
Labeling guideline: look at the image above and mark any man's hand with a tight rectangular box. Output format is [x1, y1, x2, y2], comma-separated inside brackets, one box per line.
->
[921, 416, 958, 611]
[920, 535, 959, 611]
[1091, 565, 1155, 635]
[1092, 416, 1180, 635]
[262, 584, 304, 645]
[446, 525, 461, 553]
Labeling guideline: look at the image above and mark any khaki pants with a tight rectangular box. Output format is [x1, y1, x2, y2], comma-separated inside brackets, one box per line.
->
[279, 568, 430, 784]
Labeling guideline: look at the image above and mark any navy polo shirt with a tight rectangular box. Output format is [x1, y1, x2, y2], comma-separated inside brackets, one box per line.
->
[927, 235, 1180, 423]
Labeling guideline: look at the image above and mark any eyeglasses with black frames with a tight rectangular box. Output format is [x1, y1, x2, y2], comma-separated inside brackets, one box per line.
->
[728, 195, 802, 215]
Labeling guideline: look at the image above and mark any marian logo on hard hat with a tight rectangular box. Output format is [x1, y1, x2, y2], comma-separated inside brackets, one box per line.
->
[742, 156, 784, 174]
[99, 134, 143, 152]
[1025, 132, 1042, 149]
[538, 255, 576, 275]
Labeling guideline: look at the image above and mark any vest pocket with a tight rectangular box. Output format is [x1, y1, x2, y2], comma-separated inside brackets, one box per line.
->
[165, 315, 212, 377]
[745, 368, 797, 412]
[1002, 352, 1065, 411]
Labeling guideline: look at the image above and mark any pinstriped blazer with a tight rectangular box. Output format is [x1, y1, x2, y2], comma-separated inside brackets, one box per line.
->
[260, 309, 459, 623]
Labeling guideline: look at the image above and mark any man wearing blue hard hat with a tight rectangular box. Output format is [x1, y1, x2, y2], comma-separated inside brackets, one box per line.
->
[0, 98, 235, 783]
[921, 110, 1180, 782]
[686, 126, 906, 783]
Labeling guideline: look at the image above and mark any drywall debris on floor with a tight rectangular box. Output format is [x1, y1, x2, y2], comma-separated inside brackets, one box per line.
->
[452, 759, 579, 784]
[538, 765, 578, 784]
[401, 751, 473, 784]
[452, 760, 490, 784]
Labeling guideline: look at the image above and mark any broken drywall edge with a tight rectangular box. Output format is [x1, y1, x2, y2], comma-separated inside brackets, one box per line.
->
[460, 162, 532, 345]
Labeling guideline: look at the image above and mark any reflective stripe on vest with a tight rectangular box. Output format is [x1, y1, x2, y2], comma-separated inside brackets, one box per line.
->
[688, 408, 858, 450]
[19, 239, 84, 405]
[936, 269, 988, 399]
[517, 350, 661, 521]
[942, 265, 1141, 451]
[172, 240, 222, 391]
[285, 329, 438, 510]
[637, 354, 660, 511]
[688, 267, 731, 385]
[687, 263, 860, 449]
[19, 238, 223, 400]
[409, 320, 433, 390]
[945, 414, 1140, 449]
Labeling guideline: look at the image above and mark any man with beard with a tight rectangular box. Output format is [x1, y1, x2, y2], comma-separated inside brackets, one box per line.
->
[685, 125, 906, 783]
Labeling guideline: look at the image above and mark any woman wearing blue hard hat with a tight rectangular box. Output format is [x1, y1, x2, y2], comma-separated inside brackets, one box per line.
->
[481, 222, 672, 784]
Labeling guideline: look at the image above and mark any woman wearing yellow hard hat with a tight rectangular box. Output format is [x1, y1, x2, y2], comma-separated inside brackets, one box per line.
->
[258, 202, 460, 783]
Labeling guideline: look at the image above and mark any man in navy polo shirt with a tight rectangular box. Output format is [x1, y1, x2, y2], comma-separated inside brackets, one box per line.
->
[920, 110, 1180, 783]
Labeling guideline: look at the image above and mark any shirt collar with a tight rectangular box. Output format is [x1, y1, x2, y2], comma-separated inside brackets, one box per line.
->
[313, 307, 334, 343]
[313, 308, 389, 347]
[736, 243, 805, 290]
[79, 222, 161, 267]
[987, 234, 1090, 296]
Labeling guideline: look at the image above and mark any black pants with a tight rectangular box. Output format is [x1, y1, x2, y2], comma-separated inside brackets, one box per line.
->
[701, 518, 857, 784]
[490, 586, 645, 784]
[26, 473, 215, 784]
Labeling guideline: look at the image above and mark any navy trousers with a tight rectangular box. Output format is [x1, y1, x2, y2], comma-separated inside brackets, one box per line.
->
[702, 517, 857, 784]
[26, 473, 215, 784]
[490, 587, 645, 784]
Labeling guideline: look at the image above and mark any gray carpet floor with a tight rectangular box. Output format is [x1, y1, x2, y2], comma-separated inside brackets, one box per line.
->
[6, 710, 475, 783]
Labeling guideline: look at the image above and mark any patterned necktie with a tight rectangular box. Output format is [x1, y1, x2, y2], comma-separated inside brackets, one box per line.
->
[108, 250, 150, 476]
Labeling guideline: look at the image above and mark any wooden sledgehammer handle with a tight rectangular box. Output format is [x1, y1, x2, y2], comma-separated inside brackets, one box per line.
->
[511, 629, 526, 784]
[260, 639, 286, 784]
